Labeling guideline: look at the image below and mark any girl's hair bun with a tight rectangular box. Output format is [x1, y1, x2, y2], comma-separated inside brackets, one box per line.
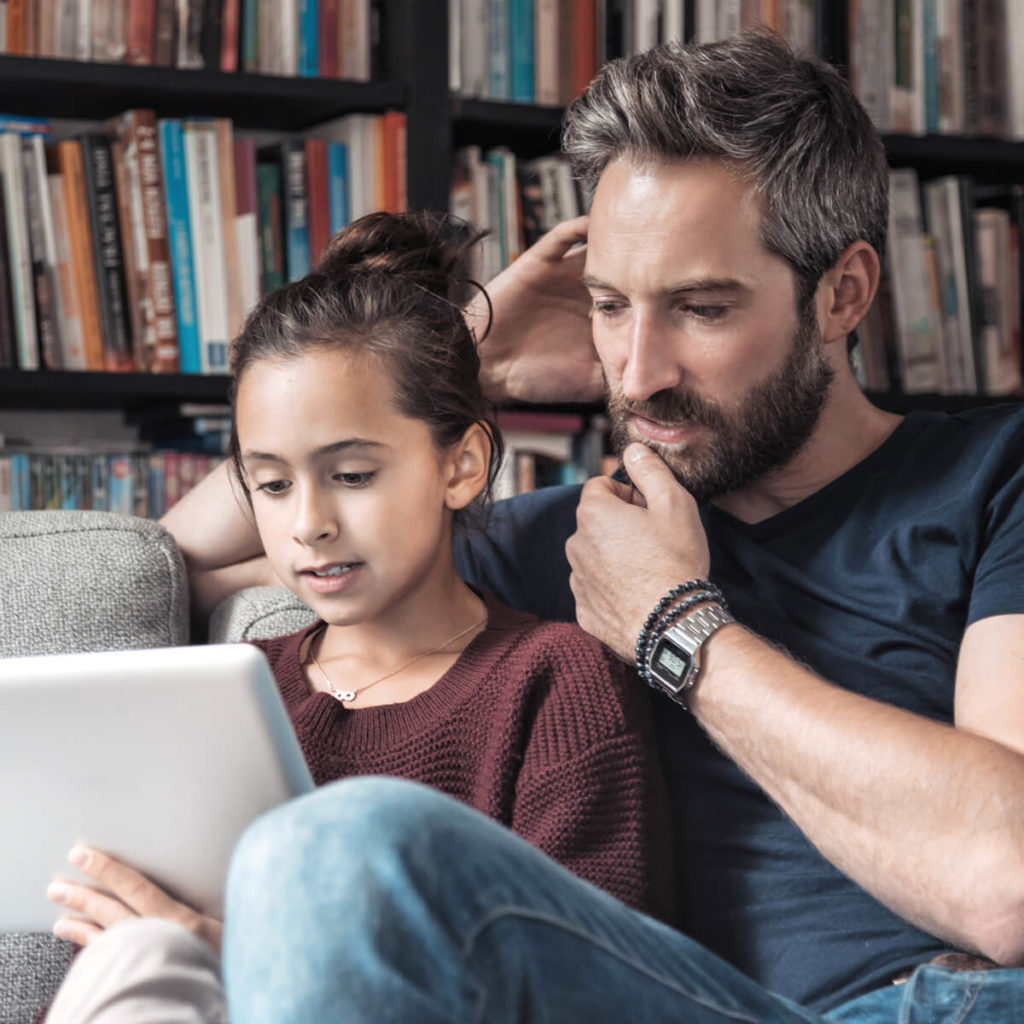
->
[316, 210, 479, 301]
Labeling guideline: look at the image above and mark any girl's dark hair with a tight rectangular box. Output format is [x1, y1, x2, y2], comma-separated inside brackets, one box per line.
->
[229, 210, 503, 524]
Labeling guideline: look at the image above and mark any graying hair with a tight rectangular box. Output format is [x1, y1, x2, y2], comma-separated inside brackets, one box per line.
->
[562, 30, 888, 305]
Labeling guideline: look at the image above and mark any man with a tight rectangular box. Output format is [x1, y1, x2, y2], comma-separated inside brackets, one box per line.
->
[59, 30, 1024, 1023]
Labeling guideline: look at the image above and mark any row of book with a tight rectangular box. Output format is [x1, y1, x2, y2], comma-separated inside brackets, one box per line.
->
[0, 447, 222, 517]
[491, 409, 612, 501]
[450, 147, 582, 282]
[856, 168, 1023, 396]
[0, 0, 382, 78]
[0, 108, 407, 375]
[448, 0, 817, 106]
[849, 0, 1024, 139]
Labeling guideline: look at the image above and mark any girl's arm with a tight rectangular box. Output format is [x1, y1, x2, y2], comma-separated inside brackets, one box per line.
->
[159, 460, 279, 620]
[511, 641, 676, 924]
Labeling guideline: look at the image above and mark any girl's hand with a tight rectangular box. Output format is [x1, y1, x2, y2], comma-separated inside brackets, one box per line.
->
[47, 843, 224, 954]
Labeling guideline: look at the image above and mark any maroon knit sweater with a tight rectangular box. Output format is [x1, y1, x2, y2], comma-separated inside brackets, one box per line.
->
[252, 593, 676, 923]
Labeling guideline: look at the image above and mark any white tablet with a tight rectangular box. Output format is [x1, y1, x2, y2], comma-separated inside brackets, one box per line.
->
[0, 643, 314, 933]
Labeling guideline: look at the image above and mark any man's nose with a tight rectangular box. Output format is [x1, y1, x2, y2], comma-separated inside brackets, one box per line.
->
[620, 311, 683, 401]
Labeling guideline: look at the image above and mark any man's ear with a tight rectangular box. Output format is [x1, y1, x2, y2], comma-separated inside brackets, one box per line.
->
[818, 241, 880, 346]
[444, 422, 494, 511]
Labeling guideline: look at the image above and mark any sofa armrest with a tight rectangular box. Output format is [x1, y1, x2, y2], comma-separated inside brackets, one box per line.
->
[208, 586, 318, 643]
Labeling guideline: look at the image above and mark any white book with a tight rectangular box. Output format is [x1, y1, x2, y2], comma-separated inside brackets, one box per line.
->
[235, 214, 261, 322]
[974, 207, 1020, 395]
[305, 114, 376, 221]
[461, 0, 488, 97]
[695, 0, 717, 42]
[634, 0, 660, 53]
[448, 0, 462, 92]
[46, 174, 86, 371]
[1007, 0, 1024, 138]
[662, 0, 686, 44]
[923, 176, 977, 393]
[717, 0, 741, 38]
[534, 0, 559, 105]
[183, 122, 230, 375]
[886, 168, 943, 393]
[257, 0, 281, 73]
[76, 0, 92, 59]
[0, 133, 39, 371]
[341, 0, 371, 81]
[849, 0, 893, 130]
[279, 0, 299, 76]
[54, 0, 77, 57]
[782, 0, 815, 53]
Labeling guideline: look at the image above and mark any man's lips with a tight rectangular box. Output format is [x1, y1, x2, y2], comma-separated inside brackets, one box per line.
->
[630, 414, 701, 444]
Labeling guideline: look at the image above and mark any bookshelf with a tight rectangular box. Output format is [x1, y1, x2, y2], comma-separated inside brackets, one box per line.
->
[2, 0, 1022, 445]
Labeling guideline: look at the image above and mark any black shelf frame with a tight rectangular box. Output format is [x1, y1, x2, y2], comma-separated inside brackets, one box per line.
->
[0, 55, 406, 130]
[0, 371, 231, 412]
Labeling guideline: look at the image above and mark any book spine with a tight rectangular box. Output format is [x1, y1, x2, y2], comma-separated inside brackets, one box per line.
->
[79, 133, 134, 371]
[183, 120, 230, 374]
[974, 0, 1007, 136]
[282, 141, 311, 281]
[92, 0, 127, 60]
[487, 0, 510, 99]
[21, 135, 63, 369]
[46, 172, 87, 370]
[55, 0, 80, 57]
[214, 118, 244, 342]
[125, 0, 156, 63]
[305, 137, 329, 265]
[326, 141, 349, 233]
[319, 0, 339, 75]
[176, 0, 204, 67]
[570, 0, 595, 100]
[240, 0, 258, 69]
[75, 0, 92, 57]
[157, 120, 202, 374]
[110, 137, 149, 372]
[57, 140, 105, 370]
[339, 0, 369, 80]
[0, 133, 39, 370]
[534, 0, 558, 105]
[200, 0, 223, 68]
[257, 162, 286, 294]
[299, 0, 318, 75]
[233, 137, 260, 318]
[152, 0, 176, 63]
[7, 0, 26, 54]
[509, 0, 534, 103]
[369, 0, 385, 79]
[0, 174, 17, 370]
[220, 0, 240, 68]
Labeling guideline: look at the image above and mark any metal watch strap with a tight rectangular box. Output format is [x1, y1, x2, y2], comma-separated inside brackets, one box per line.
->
[647, 604, 735, 708]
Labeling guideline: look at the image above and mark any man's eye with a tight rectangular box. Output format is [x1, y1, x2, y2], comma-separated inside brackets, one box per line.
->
[591, 301, 624, 317]
[335, 472, 375, 487]
[685, 304, 728, 321]
[255, 480, 290, 495]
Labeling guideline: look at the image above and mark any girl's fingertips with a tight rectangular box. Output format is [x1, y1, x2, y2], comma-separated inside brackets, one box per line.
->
[52, 919, 77, 942]
[68, 844, 90, 868]
[47, 883, 69, 904]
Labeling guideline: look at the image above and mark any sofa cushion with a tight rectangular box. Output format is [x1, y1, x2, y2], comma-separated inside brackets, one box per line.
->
[0, 511, 188, 657]
[208, 586, 318, 643]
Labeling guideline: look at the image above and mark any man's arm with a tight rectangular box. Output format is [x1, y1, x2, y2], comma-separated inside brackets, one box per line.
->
[566, 444, 1024, 964]
[159, 460, 278, 620]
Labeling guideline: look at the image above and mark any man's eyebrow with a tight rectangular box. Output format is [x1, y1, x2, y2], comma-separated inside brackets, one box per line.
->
[242, 439, 388, 463]
[580, 275, 746, 294]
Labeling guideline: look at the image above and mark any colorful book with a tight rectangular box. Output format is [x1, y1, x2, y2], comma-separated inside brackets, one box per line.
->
[327, 141, 350, 234]
[281, 140, 311, 281]
[257, 161, 286, 294]
[0, 131, 39, 370]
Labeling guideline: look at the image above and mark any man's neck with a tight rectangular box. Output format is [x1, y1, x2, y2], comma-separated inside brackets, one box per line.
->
[711, 376, 904, 525]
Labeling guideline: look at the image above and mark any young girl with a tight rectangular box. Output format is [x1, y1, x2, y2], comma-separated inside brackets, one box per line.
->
[45, 213, 673, 978]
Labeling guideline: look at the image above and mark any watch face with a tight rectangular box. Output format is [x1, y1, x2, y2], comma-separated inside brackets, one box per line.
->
[651, 637, 694, 694]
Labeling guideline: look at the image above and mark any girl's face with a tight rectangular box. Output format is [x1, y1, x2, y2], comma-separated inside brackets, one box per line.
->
[236, 347, 477, 629]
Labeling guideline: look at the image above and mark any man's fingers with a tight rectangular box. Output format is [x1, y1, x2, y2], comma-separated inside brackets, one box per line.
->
[622, 443, 688, 510]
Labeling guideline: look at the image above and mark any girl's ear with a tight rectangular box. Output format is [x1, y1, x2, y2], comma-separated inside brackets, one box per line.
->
[443, 422, 493, 511]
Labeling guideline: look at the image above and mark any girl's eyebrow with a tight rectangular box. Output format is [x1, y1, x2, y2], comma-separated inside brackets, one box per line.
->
[242, 439, 389, 463]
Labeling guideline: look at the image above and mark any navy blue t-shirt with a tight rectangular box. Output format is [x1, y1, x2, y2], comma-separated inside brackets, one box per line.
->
[455, 404, 1024, 1012]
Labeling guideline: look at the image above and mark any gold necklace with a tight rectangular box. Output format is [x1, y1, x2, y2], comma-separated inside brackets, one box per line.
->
[306, 615, 488, 704]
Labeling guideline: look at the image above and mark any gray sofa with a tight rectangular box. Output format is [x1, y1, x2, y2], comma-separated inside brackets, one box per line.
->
[0, 510, 316, 1024]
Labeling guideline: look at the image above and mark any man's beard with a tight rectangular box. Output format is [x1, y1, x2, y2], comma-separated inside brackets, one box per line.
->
[607, 301, 834, 502]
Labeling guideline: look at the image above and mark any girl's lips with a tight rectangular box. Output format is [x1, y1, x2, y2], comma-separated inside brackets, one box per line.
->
[302, 563, 363, 595]
[631, 414, 700, 445]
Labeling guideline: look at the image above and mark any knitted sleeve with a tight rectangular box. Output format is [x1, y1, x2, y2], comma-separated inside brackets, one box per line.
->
[510, 632, 677, 925]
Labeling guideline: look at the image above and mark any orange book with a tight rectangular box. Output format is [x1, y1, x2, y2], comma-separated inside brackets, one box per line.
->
[304, 137, 330, 265]
[214, 118, 245, 342]
[382, 111, 406, 213]
[7, 0, 26, 54]
[57, 140, 105, 372]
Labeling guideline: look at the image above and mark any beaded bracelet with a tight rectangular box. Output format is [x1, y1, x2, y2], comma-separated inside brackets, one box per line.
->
[634, 580, 727, 687]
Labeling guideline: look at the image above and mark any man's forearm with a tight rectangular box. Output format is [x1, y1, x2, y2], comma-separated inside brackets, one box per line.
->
[691, 624, 1024, 964]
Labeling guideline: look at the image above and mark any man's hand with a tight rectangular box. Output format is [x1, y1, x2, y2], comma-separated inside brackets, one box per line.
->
[467, 216, 603, 404]
[47, 844, 223, 953]
[567, 443, 711, 660]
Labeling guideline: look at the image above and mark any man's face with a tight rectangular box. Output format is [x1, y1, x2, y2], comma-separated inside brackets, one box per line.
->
[584, 157, 834, 502]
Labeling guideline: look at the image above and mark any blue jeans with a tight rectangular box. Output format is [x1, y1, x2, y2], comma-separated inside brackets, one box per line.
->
[222, 777, 1023, 1024]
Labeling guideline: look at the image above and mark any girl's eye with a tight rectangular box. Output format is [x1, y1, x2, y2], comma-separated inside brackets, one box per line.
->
[335, 472, 375, 487]
[254, 480, 291, 495]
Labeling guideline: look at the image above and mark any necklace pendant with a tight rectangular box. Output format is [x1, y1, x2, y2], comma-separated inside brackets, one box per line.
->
[334, 688, 356, 703]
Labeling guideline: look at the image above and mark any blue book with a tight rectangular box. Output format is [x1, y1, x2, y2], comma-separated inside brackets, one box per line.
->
[10, 453, 29, 511]
[282, 141, 311, 282]
[299, 0, 319, 77]
[327, 142, 350, 234]
[509, 0, 534, 103]
[157, 120, 202, 375]
[487, 0, 510, 100]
